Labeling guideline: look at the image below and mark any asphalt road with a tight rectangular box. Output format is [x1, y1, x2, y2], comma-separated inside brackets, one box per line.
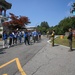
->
[0, 36, 47, 75]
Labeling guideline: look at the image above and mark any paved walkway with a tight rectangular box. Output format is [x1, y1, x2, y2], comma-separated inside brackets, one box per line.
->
[0, 41, 3, 49]
[15, 39, 75, 75]
[0, 37, 75, 75]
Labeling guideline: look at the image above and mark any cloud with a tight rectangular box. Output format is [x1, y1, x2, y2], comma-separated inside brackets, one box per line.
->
[67, 1, 73, 6]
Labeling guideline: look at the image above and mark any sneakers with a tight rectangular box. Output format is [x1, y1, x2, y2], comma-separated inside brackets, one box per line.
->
[3, 46, 5, 48]
[8, 45, 10, 48]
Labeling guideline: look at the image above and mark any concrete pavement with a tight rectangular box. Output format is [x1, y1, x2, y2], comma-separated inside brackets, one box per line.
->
[0, 36, 75, 75]
[15, 39, 75, 75]
[0, 41, 3, 49]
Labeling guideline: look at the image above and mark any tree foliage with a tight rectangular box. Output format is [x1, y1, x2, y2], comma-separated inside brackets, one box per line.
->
[36, 21, 49, 34]
[2, 13, 30, 30]
[55, 17, 75, 34]
[40, 21, 49, 29]
[36, 17, 75, 35]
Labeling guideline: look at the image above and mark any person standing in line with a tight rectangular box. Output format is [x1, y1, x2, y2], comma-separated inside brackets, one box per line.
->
[2, 31, 8, 48]
[14, 31, 18, 45]
[33, 29, 38, 43]
[8, 31, 13, 48]
[18, 31, 22, 43]
[38, 31, 41, 40]
[67, 28, 73, 51]
[12, 31, 15, 45]
[51, 30, 55, 46]
[24, 30, 30, 45]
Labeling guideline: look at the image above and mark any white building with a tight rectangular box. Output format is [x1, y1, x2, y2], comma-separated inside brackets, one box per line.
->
[26, 26, 36, 30]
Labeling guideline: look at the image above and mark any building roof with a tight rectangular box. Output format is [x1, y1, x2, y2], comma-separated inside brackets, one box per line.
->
[0, 0, 12, 9]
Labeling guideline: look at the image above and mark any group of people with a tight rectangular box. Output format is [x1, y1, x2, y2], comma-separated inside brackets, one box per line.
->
[2, 30, 23, 48]
[2, 29, 41, 48]
[24, 29, 41, 45]
[2, 28, 73, 51]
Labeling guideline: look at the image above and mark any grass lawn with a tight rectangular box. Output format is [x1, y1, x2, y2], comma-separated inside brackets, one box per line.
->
[54, 36, 75, 48]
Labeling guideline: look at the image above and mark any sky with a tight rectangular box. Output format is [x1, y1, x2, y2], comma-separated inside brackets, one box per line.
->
[6, 0, 75, 27]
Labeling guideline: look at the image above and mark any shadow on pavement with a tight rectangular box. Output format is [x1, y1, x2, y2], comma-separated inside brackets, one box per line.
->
[68, 48, 75, 52]
[54, 44, 59, 46]
[0, 48, 6, 54]
[72, 48, 75, 51]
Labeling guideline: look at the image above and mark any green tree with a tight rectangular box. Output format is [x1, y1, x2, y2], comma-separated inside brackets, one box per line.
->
[36, 21, 50, 34]
[50, 17, 75, 35]
[40, 21, 49, 29]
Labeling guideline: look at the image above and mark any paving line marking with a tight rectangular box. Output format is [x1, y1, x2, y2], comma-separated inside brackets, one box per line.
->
[0, 58, 26, 75]
[0, 58, 16, 68]
[16, 58, 26, 75]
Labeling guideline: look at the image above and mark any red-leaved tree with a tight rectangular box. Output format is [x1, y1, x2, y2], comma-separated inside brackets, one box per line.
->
[2, 13, 30, 30]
